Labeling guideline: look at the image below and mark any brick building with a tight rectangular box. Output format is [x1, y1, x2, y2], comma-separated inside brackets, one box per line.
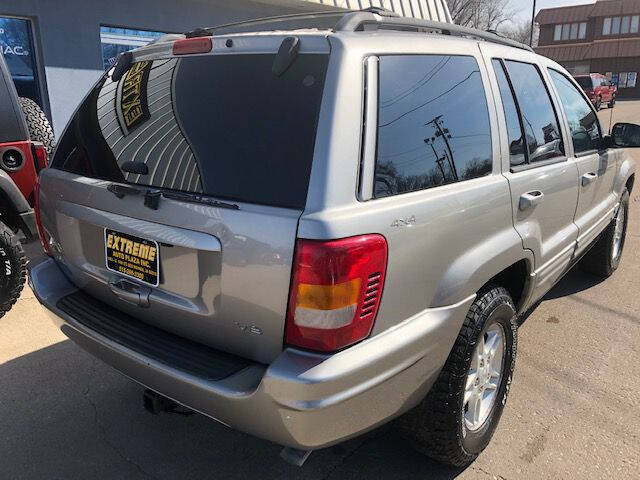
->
[535, 0, 640, 98]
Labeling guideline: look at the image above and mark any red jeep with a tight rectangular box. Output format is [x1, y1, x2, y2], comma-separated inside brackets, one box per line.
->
[0, 51, 53, 317]
[574, 73, 617, 110]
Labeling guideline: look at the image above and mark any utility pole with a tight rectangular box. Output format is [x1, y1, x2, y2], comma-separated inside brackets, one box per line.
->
[530, 0, 537, 47]
[424, 137, 447, 181]
[426, 115, 458, 181]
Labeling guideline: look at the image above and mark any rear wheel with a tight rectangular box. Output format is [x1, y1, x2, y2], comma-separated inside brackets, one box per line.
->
[608, 95, 616, 109]
[395, 286, 518, 467]
[0, 221, 27, 319]
[580, 188, 629, 277]
[595, 96, 602, 111]
[18, 97, 55, 156]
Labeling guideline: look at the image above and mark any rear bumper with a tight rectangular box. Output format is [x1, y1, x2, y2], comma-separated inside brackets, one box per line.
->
[30, 258, 472, 450]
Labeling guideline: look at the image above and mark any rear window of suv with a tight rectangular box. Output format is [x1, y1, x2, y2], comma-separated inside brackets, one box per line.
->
[52, 53, 329, 209]
[575, 76, 593, 89]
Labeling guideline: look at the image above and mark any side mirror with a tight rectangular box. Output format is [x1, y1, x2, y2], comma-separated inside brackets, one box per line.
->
[612, 122, 640, 147]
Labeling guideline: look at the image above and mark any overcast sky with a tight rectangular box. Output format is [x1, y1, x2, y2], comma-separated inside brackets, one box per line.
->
[510, 0, 595, 23]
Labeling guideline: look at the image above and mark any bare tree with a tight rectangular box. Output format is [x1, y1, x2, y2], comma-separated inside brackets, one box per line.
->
[446, 0, 516, 31]
[500, 19, 539, 46]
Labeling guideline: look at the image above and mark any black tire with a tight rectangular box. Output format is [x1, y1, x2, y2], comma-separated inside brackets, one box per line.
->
[608, 96, 616, 109]
[18, 97, 55, 156]
[395, 286, 518, 467]
[580, 188, 629, 277]
[595, 96, 602, 111]
[0, 221, 27, 319]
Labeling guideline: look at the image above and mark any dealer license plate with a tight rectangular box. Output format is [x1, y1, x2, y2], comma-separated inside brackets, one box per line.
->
[104, 229, 159, 286]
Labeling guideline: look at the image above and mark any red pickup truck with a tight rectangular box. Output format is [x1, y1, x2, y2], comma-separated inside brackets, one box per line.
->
[574, 73, 617, 110]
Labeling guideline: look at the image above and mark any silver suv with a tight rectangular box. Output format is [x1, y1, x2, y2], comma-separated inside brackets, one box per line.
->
[30, 9, 637, 467]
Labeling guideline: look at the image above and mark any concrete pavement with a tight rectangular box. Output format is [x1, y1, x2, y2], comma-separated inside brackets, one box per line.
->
[1, 102, 639, 479]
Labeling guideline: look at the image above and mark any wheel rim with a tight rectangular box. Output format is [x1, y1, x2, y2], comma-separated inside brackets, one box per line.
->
[612, 204, 625, 261]
[464, 323, 505, 432]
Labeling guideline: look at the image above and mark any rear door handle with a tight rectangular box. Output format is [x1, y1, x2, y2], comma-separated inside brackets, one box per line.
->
[519, 190, 544, 211]
[582, 172, 598, 186]
[109, 279, 151, 308]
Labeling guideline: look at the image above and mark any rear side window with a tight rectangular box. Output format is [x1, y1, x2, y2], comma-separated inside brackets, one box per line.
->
[503, 60, 563, 163]
[374, 55, 492, 198]
[52, 53, 329, 209]
[548, 69, 602, 154]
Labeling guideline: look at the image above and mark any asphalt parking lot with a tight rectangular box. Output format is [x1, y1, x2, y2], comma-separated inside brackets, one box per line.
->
[2, 101, 640, 479]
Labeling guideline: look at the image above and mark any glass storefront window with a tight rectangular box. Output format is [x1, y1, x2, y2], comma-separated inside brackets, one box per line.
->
[100, 26, 167, 70]
[0, 16, 42, 107]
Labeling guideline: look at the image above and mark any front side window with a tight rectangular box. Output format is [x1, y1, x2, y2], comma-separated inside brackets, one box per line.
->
[549, 69, 602, 154]
[603, 17, 612, 35]
[504, 60, 563, 164]
[374, 55, 492, 198]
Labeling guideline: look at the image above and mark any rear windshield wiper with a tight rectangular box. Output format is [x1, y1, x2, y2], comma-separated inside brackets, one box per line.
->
[107, 183, 239, 211]
[161, 191, 239, 210]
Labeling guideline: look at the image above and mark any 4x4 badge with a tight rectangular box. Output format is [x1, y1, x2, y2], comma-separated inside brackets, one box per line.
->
[391, 215, 416, 228]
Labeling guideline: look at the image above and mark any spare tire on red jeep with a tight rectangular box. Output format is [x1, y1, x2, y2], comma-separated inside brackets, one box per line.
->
[18, 97, 55, 156]
[0, 220, 27, 318]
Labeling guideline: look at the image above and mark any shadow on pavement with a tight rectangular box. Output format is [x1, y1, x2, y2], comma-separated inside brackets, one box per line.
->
[0, 340, 464, 479]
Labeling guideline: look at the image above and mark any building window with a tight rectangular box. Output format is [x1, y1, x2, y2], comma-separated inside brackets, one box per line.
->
[603, 17, 611, 35]
[611, 16, 621, 34]
[554, 22, 587, 42]
[570, 23, 579, 39]
[100, 26, 167, 70]
[632, 15, 639, 33]
[579, 22, 587, 39]
[621, 15, 631, 34]
[0, 16, 43, 108]
[554, 24, 562, 41]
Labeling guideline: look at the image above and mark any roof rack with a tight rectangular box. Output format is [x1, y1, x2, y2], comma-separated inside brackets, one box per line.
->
[185, 7, 533, 53]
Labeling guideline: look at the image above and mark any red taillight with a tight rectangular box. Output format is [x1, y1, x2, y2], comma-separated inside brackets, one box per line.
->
[34, 177, 53, 256]
[172, 37, 212, 55]
[32, 142, 48, 171]
[285, 235, 388, 352]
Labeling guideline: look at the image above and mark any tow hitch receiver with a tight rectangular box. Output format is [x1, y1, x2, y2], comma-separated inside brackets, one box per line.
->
[143, 389, 194, 416]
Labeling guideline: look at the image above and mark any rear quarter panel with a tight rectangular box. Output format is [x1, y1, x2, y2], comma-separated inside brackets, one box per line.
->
[299, 34, 530, 335]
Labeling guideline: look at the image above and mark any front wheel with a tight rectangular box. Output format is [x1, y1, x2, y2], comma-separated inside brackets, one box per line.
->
[0, 221, 27, 318]
[608, 95, 616, 109]
[580, 188, 629, 277]
[395, 286, 518, 467]
[595, 96, 602, 111]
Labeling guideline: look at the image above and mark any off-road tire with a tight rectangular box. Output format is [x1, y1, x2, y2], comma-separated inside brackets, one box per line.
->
[608, 95, 616, 109]
[395, 286, 518, 467]
[580, 188, 629, 277]
[18, 97, 55, 156]
[0, 221, 27, 318]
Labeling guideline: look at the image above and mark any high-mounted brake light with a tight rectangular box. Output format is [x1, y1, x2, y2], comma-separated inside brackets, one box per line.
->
[34, 177, 53, 257]
[172, 37, 212, 55]
[286, 235, 388, 352]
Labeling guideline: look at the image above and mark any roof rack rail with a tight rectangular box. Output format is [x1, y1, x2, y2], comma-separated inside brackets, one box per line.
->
[184, 7, 533, 53]
[334, 11, 533, 52]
